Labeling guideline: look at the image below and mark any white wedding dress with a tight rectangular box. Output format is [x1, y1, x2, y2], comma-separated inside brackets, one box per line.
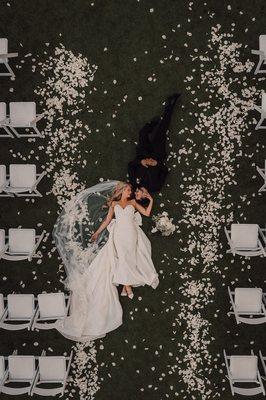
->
[56, 204, 159, 341]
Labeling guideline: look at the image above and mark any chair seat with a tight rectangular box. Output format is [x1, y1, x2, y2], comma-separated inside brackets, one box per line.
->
[262, 92, 266, 113]
[0, 38, 8, 54]
[0, 294, 5, 318]
[0, 356, 5, 381]
[7, 294, 34, 319]
[231, 224, 259, 249]
[235, 288, 262, 313]
[0, 102, 7, 121]
[0, 165, 7, 189]
[9, 102, 36, 126]
[38, 357, 66, 381]
[230, 355, 258, 380]
[38, 293, 66, 319]
[0, 229, 5, 252]
[8, 356, 35, 380]
[260, 35, 266, 55]
[8, 229, 35, 253]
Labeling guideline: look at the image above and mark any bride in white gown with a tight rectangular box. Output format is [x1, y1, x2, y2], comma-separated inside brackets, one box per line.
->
[54, 181, 159, 341]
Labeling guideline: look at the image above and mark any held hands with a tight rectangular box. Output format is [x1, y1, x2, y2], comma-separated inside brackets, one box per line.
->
[141, 158, 158, 168]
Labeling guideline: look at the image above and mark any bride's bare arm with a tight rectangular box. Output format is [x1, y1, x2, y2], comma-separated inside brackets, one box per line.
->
[91, 204, 115, 241]
[133, 193, 153, 217]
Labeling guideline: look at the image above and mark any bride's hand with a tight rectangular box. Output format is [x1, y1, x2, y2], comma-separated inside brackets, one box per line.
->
[145, 192, 152, 201]
[91, 232, 99, 242]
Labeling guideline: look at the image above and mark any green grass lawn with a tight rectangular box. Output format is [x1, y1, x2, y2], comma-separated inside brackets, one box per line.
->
[0, 1, 266, 399]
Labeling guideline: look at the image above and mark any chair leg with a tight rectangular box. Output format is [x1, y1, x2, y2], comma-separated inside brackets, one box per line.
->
[4, 62, 15, 79]
[15, 190, 42, 197]
[255, 59, 264, 75]
[33, 126, 44, 138]
[8, 126, 19, 137]
[255, 117, 264, 130]
[0, 126, 14, 138]
[259, 182, 266, 192]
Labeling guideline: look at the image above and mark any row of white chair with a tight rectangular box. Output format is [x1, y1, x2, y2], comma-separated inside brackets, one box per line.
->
[251, 36, 266, 130]
[0, 164, 46, 197]
[0, 228, 44, 261]
[0, 293, 70, 331]
[228, 287, 266, 325]
[224, 350, 266, 397]
[0, 38, 17, 79]
[0, 102, 44, 138]
[225, 223, 266, 257]
[0, 350, 72, 397]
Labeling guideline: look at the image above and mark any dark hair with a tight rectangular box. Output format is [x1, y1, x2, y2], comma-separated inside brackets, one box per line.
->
[136, 197, 150, 207]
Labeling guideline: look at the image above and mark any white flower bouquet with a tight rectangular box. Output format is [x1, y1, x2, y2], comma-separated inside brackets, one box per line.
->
[152, 211, 176, 236]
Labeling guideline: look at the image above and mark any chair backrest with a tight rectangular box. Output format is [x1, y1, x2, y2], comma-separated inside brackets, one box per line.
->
[8, 355, 35, 380]
[9, 164, 36, 188]
[10, 102, 36, 125]
[0, 103, 6, 121]
[7, 294, 35, 319]
[235, 288, 262, 313]
[38, 356, 66, 381]
[0, 294, 5, 318]
[259, 35, 266, 55]
[230, 355, 258, 380]
[0, 229, 5, 253]
[38, 293, 66, 319]
[8, 228, 35, 253]
[0, 39, 8, 55]
[0, 165, 6, 189]
[231, 224, 259, 249]
[0, 356, 5, 380]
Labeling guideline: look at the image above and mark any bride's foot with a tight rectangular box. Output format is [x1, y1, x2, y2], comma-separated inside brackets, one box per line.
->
[121, 286, 127, 297]
[126, 286, 134, 299]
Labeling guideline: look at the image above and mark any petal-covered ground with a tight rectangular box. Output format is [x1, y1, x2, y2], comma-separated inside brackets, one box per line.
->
[0, 1, 266, 399]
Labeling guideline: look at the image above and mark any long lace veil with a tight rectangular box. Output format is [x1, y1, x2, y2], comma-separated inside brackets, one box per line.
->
[53, 180, 119, 281]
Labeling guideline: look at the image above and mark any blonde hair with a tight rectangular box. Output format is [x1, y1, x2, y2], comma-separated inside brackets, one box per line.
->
[107, 181, 132, 206]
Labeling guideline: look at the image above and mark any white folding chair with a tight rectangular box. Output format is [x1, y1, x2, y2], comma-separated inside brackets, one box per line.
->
[0, 294, 37, 330]
[0, 356, 8, 393]
[224, 350, 265, 396]
[0, 229, 8, 260]
[260, 351, 266, 380]
[5, 164, 46, 197]
[0, 38, 18, 79]
[228, 287, 266, 324]
[224, 224, 266, 257]
[252, 35, 266, 74]
[0, 294, 6, 321]
[253, 92, 266, 130]
[257, 160, 266, 192]
[31, 351, 73, 397]
[0, 165, 12, 197]
[6, 102, 44, 138]
[31, 293, 71, 330]
[1, 355, 38, 395]
[2, 228, 45, 261]
[0, 102, 14, 138]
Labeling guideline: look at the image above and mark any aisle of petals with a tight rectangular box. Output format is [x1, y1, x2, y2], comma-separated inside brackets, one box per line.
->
[171, 24, 263, 399]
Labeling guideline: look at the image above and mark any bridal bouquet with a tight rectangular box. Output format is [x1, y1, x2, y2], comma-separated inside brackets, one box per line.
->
[151, 211, 176, 236]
